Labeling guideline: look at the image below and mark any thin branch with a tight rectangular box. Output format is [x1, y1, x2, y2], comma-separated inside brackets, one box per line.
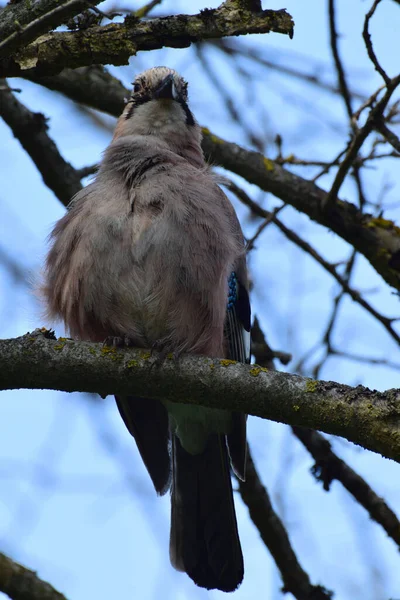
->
[246, 204, 286, 251]
[0, 2, 294, 78]
[310, 250, 357, 379]
[292, 427, 400, 549]
[374, 119, 400, 154]
[133, 0, 164, 19]
[328, 0, 353, 117]
[331, 348, 400, 370]
[363, 0, 390, 84]
[271, 216, 400, 347]
[196, 44, 263, 151]
[0, 81, 81, 205]
[251, 316, 292, 366]
[2, 330, 400, 464]
[239, 447, 333, 599]
[0, 244, 29, 284]
[76, 163, 98, 178]
[216, 38, 366, 100]
[312, 147, 348, 182]
[252, 322, 400, 553]
[216, 39, 366, 101]
[353, 84, 385, 121]
[0, 551, 68, 600]
[328, 0, 369, 213]
[323, 74, 400, 209]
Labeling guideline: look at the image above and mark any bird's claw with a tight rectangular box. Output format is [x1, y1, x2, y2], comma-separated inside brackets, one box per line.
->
[103, 334, 136, 348]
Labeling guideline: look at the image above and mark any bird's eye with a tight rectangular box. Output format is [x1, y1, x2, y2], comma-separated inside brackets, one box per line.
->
[133, 81, 142, 94]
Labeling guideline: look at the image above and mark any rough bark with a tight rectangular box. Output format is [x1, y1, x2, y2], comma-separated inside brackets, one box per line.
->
[1, 330, 400, 464]
[0, 3, 294, 77]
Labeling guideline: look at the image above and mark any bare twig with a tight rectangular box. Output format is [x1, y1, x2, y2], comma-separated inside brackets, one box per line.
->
[292, 427, 400, 549]
[251, 316, 292, 365]
[330, 348, 400, 370]
[311, 250, 357, 379]
[323, 74, 400, 209]
[374, 119, 400, 154]
[133, 0, 164, 19]
[270, 216, 400, 346]
[353, 84, 385, 121]
[363, 0, 390, 84]
[0, 551, 68, 600]
[217, 39, 366, 101]
[196, 44, 263, 151]
[328, 0, 353, 117]
[246, 204, 286, 251]
[76, 163, 98, 178]
[239, 447, 333, 599]
[252, 322, 400, 553]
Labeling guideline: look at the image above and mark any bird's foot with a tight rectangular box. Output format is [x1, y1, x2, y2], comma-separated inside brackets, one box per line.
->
[103, 334, 136, 348]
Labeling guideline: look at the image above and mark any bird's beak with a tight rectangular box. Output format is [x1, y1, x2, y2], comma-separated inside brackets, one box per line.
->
[154, 74, 177, 100]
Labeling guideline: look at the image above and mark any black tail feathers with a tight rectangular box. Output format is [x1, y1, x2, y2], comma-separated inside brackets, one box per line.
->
[170, 434, 243, 592]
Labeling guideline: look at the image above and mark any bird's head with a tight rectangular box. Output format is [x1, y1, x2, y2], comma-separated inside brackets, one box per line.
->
[112, 67, 204, 167]
[114, 67, 196, 139]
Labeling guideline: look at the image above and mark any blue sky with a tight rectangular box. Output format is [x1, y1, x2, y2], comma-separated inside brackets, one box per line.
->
[1, 1, 400, 599]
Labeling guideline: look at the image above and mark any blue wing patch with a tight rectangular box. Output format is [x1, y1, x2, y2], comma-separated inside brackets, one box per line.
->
[226, 271, 251, 364]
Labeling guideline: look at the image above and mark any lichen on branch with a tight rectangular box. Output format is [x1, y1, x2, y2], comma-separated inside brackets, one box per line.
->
[0, 2, 294, 78]
[1, 330, 400, 465]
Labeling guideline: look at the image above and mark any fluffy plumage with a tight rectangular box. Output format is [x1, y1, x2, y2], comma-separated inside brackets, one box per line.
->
[43, 66, 251, 592]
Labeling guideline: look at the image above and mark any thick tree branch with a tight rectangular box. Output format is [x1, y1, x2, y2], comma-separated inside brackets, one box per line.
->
[0, 2, 294, 78]
[0, 0, 98, 59]
[2, 330, 400, 465]
[239, 447, 333, 599]
[26, 66, 128, 118]
[0, 0, 97, 48]
[0, 551, 68, 600]
[0, 81, 82, 204]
